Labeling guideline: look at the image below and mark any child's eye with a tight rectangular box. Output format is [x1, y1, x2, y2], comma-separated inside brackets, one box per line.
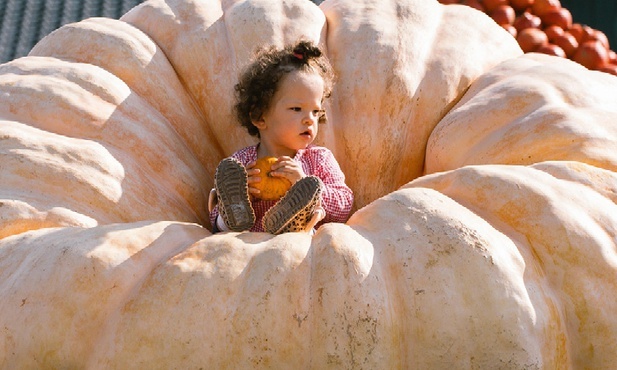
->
[291, 107, 301, 112]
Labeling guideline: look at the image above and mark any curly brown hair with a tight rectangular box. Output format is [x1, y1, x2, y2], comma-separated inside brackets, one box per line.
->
[234, 40, 335, 138]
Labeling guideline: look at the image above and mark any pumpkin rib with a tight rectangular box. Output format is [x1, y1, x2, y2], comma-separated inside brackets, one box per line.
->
[0, 199, 97, 239]
[347, 187, 557, 367]
[85, 221, 211, 367]
[0, 119, 203, 232]
[426, 53, 617, 175]
[122, 0, 255, 156]
[0, 221, 209, 367]
[29, 17, 225, 176]
[30, 22, 220, 195]
[407, 163, 617, 369]
[320, 0, 522, 209]
[531, 161, 617, 204]
[0, 57, 210, 224]
[0, 120, 121, 230]
[89, 228, 315, 367]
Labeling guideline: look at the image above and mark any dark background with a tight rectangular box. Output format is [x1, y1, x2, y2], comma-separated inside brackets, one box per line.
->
[560, 0, 616, 48]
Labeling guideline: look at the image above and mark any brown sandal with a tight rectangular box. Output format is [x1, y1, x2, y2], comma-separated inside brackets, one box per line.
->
[214, 158, 255, 231]
[262, 176, 322, 235]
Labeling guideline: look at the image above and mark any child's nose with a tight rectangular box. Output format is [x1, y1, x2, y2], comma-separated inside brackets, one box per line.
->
[304, 112, 318, 125]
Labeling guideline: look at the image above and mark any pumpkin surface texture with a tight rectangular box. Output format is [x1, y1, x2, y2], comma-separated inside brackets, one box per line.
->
[1, 0, 616, 368]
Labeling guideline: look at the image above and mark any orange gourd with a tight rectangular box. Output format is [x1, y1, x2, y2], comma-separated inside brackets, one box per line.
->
[252, 157, 292, 200]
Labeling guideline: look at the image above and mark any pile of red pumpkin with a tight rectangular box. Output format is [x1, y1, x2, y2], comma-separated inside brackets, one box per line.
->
[438, 0, 617, 75]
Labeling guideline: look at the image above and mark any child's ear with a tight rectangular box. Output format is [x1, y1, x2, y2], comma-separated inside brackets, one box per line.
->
[252, 118, 266, 130]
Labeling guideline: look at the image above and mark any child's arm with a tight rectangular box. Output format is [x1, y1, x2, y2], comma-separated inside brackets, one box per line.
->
[312, 148, 354, 224]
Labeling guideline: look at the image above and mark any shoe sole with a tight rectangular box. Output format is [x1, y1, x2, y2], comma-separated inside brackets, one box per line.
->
[215, 158, 255, 231]
[263, 176, 321, 235]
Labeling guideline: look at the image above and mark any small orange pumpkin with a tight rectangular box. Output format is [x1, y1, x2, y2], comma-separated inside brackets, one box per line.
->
[253, 157, 291, 200]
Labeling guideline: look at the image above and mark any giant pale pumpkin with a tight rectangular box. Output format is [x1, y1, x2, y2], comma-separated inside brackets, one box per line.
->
[1, 0, 616, 368]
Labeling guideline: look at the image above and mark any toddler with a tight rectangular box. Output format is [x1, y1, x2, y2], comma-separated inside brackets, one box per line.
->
[209, 40, 353, 234]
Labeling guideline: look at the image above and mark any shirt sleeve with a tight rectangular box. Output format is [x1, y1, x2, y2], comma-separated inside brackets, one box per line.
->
[308, 147, 354, 225]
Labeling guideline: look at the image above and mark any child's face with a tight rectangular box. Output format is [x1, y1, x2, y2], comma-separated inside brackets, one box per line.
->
[253, 70, 325, 157]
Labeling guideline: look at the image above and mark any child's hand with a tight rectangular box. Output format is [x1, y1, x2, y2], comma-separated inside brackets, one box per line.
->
[245, 160, 262, 197]
[304, 199, 325, 232]
[269, 156, 306, 184]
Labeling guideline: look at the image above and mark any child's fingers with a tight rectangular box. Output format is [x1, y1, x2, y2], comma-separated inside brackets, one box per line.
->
[304, 202, 325, 232]
[270, 156, 293, 170]
[270, 169, 302, 185]
[247, 174, 261, 185]
[270, 158, 305, 180]
[246, 167, 260, 177]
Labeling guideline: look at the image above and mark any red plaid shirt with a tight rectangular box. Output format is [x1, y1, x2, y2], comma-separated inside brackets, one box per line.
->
[211, 144, 353, 232]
